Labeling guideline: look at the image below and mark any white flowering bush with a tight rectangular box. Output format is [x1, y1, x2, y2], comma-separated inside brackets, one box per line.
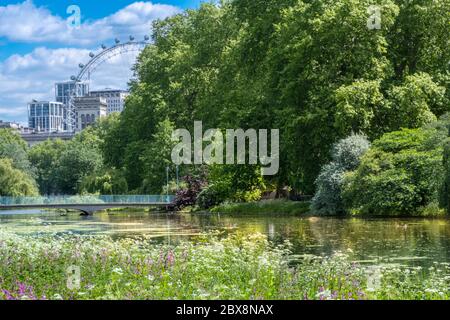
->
[312, 134, 370, 215]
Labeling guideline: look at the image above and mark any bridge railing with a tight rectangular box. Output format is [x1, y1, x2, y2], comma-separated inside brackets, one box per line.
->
[0, 195, 175, 206]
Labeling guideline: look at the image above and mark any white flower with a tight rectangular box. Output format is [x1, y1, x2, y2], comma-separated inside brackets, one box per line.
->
[112, 267, 123, 275]
[424, 288, 438, 294]
[315, 290, 331, 299]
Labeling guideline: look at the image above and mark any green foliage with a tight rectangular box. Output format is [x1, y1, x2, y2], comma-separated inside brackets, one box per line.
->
[104, 0, 449, 195]
[439, 137, 450, 214]
[208, 165, 265, 203]
[343, 128, 445, 215]
[0, 158, 38, 196]
[312, 134, 370, 215]
[196, 181, 231, 209]
[0, 128, 34, 175]
[386, 73, 446, 129]
[55, 131, 103, 194]
[18, 0, 448, 202]
[140, 119, 177, 193]
[79, 169, 128, 195]
[28, 139, 66, 195]
[335, 80, 387, 138]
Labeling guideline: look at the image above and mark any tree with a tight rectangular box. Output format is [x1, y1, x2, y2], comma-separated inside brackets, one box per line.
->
[79, 169, 128, 195]
[55, 131, 103, 194]
[140, 119, 177, 193]
[0, 128, 34, 175]
[386, 73, 447, 129]
[28, 139, 66, 195]
[0, 158, 38, 196]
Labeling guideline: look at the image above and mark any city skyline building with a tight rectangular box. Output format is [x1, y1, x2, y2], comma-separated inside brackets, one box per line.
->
[24, 84, 128, 134]
[27, 100, 65, 132]
[55, 80, 90, 106]
[74, 96, 107, 131]
[89, 88, 129, 114]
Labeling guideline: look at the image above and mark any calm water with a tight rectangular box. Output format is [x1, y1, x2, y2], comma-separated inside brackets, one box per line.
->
[1, 210, 449, 267]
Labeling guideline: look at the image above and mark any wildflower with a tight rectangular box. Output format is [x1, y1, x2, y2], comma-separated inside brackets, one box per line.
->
[315, 288, 331, 300]
[166, 250, 175, 266]
[2, 289, 14, 300]
[112, 267, 123, 275]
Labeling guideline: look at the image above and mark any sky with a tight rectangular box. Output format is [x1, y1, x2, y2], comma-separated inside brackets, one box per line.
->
[0, 0, 204, 124]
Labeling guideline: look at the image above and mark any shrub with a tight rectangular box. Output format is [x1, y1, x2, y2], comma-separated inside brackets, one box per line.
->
[196, 181, 230, 209]
[439, 140, 450, 213]
[311, 134, 370, 215]
[173, 174, 207, 210]
[343, 128, 445, 215]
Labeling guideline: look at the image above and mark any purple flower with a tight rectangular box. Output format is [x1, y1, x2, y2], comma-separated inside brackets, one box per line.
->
[166, 251, 175, 266]
[2, 289, 15, 300]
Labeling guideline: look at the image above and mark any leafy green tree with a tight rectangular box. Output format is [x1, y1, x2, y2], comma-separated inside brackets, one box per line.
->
[208, 164, 266, 202]
[334, 80, 387, 138]
[0, 158, 38, 196]
[79, 169, 128, 195]
[140, 119, 177, 193]
[0, 128, 34, 175]
[386, 73, 447, 129]
[28, 139, 66, 195]
[55, 131, 103, 194]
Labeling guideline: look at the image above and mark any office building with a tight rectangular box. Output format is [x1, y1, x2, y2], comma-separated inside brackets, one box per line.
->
[27, 101, 65, 132]
[74, 96, 107, 131]
[55, 81, 90, 106]
[89, 89, 129, 114]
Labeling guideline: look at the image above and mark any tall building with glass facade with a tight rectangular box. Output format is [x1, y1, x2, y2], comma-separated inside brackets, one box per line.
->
[27, 101, 65, 132]
[55, 81, 89, 106]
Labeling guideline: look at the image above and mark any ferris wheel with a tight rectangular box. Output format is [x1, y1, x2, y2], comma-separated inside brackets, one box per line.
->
[65, 35, 150, 131]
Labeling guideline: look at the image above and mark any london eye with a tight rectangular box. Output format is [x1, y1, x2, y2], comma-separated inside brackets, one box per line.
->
[65, 35, 150, 131]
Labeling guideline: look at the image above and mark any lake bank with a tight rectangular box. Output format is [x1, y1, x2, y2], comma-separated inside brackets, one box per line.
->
[207, 199, 448, 218]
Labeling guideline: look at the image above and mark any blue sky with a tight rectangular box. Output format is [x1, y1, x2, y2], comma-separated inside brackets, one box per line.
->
[0, 0, 204, 123]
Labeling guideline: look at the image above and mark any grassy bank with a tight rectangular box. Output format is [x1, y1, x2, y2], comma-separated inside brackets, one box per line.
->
[0, 231, 448, 300]
[210, 200, 311, 215]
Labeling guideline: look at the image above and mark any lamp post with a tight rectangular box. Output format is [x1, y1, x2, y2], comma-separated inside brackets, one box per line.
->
[166, 166, 169, 202]
[176, 165, 179, 190]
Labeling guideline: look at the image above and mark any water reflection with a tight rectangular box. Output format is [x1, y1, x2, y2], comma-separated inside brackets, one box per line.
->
[0, 210, 449, 267]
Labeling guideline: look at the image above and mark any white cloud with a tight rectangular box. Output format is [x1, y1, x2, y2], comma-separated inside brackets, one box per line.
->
[0, 1, 180, 45]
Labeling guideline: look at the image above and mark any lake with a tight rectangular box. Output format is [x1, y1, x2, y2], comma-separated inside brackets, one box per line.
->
[1, 210, 449, 268]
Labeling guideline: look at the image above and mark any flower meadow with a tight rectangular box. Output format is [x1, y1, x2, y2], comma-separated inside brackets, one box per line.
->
[0, 231, 448, 300]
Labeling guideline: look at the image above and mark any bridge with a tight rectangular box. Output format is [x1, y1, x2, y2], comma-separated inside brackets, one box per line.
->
[0, 195, 175, 215]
